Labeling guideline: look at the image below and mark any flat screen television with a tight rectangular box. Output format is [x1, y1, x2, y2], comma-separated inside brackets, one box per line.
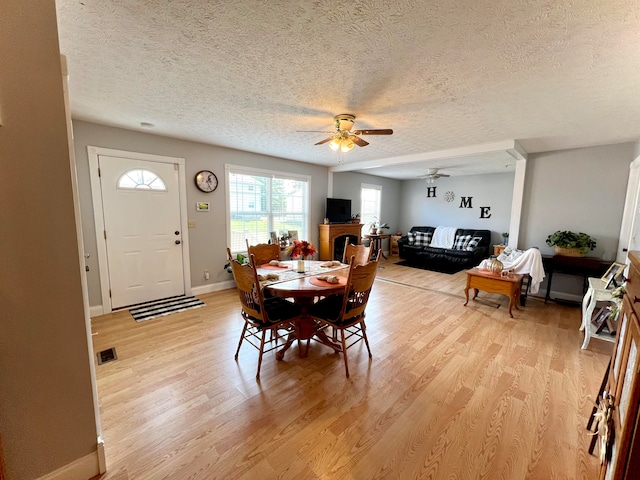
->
[325, 198, 352, 224]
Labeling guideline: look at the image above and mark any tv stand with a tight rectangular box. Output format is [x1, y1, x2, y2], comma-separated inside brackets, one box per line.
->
[319, 224, 363, 261]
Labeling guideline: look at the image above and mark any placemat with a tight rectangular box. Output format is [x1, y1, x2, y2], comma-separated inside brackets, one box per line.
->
[309, 276, 347, 287]
[260, 263, 291, 270]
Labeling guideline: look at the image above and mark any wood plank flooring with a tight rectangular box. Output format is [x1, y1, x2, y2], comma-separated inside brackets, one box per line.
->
[90, 259, 612, 479]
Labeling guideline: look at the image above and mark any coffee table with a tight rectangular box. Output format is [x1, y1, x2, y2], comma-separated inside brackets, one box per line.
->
[464, 268, 523, 318]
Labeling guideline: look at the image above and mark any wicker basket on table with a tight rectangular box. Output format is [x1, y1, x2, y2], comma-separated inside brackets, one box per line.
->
[554, 246, 586, 257]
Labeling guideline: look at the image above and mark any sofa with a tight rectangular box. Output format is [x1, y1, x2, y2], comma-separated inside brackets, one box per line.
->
[397, 226, 491, 273]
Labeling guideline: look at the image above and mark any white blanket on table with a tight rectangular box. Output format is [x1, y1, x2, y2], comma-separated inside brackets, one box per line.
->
[430, 226, 457, 248]
[478, 247, 546, 294]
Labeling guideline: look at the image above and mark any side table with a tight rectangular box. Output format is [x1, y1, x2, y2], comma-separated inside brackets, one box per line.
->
[365, 234, 390, 259]
[493, 245, 506, 256]
[464, 268, 524, 318]
[390, 235, 400, 256]
[580, 277, 616, 349]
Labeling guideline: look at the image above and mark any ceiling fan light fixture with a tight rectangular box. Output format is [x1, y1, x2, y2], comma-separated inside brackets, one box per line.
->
[340, 137, 355, 153]
[328, 137, 341, 151]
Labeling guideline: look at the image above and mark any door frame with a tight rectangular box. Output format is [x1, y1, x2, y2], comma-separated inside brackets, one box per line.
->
[88, 146, 192, 314]
[617, 154, 640, 264]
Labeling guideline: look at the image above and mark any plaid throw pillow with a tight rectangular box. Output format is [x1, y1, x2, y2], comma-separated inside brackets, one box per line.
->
[465, 236, 483, 251]
[406, 232, 415, 245]
[453, 234, 471, 250]
[414, 231, 432, 246]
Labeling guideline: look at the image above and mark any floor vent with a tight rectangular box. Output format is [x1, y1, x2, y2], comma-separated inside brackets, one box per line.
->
[97, 347, 117, 365]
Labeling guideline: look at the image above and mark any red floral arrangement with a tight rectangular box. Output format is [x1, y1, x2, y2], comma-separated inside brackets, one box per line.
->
[286, 239, 317, 259]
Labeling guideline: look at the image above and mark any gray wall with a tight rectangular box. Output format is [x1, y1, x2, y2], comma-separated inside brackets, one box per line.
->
[399, 172, 515, 245]
[332, 171, 402, 234]
[520, 143, 634, 259]
[0, 1, 99, 477]
[520, 143, 634, 297]
[72, 121, 331, 307]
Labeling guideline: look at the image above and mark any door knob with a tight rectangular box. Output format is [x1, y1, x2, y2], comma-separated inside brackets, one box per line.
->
[175, 240, 181, 245]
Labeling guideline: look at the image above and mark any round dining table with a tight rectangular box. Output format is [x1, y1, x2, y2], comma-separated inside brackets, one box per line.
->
[259, 260, 349, 359]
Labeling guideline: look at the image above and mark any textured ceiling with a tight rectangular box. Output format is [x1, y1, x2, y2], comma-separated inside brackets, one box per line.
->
[55, 0, 640, 179]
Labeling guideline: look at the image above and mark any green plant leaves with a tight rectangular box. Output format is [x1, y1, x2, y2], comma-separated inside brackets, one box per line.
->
[545, 230, 597, 253]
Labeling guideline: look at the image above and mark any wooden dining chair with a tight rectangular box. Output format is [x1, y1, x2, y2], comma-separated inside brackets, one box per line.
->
[307, 254, 380, 377]
[342, 238, 371, 266]
[246, 241, 281, 266]
[246, 241, 281, 303]
[227, 248, 300, 379]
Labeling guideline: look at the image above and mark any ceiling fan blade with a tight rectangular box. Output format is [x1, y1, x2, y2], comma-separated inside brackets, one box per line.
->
[351, 135, 369, 147]
[314, 137, 333, 145]
[439, 174, 450, 177]
[353, 129, 393, 135]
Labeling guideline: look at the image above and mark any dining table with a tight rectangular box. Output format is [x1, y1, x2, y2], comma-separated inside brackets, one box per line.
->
[257, 260, 349, 359]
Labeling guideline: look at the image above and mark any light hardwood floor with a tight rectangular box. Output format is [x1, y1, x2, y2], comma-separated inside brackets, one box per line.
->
[90, 259, 612, 479]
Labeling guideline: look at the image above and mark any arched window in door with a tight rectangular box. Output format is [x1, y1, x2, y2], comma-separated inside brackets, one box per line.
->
[117, 169, 167, 191]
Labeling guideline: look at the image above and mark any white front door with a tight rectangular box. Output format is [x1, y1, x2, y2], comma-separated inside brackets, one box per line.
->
[99, 155, 185, 309]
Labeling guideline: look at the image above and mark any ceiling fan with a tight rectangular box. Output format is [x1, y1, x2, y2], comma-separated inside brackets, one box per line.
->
[420, 168, 450, 183]
[298, 114, 393, 153]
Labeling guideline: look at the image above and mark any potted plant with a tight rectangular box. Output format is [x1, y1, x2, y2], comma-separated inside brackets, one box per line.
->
[369, 216, 390, 234]
[224, 253, 247, 273]
[501, 232, 509, 245]
[545, 230, 597, 256]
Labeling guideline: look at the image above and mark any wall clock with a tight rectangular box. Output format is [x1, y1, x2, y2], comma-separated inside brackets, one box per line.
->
[195, 170, 218, 192]
[444, 191, 455, 202]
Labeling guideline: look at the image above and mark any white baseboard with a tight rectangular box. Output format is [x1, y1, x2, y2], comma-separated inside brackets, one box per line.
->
[191, 280, 235, 296]
[548, 290, 583, 303]
[89, 305, 104, 318]
[37, 450, 101, 480]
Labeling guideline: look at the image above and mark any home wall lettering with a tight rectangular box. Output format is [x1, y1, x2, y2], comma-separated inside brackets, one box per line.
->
[459, 197, 472, 208]
[427, 189, 492, 220]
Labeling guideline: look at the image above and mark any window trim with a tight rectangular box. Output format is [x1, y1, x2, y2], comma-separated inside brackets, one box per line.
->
[360, 183, 382, 234]
[225, 164, 311, 253]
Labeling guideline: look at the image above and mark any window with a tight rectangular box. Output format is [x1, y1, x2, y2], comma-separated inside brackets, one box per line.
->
[117, 169, 167, 190]
[226, 165, 310, 253]
[360, 183, 381, 234]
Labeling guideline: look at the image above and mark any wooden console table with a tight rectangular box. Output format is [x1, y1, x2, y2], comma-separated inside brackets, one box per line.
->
[542, 255, 610, 303]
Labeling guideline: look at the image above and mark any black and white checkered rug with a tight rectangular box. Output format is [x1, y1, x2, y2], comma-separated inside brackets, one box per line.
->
[129, 295, 205, 322]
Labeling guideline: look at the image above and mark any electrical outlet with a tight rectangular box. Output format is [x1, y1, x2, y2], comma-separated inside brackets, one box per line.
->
[188, 220, 196, 228]
[204, 270, 210, 280]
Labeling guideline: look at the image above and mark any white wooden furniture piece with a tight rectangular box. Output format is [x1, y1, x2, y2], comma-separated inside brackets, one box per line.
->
[580, 277, 615, 349]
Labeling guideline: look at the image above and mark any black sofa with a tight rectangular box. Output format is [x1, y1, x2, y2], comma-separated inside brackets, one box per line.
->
[397, 226, 492, 273]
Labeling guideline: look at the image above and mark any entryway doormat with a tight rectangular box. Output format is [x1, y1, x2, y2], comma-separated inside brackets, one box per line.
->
[130, 295, 205, 322]
[396, 260, 464, 275]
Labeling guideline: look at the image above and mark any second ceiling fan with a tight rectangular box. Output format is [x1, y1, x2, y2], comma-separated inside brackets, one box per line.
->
[420, 168, 450, 183]
[299, 114, 393, 153]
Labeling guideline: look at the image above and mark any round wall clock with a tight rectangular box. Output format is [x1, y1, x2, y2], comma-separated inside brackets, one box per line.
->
[195, 170, 218, 192]
[444, 191, 455, 202]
